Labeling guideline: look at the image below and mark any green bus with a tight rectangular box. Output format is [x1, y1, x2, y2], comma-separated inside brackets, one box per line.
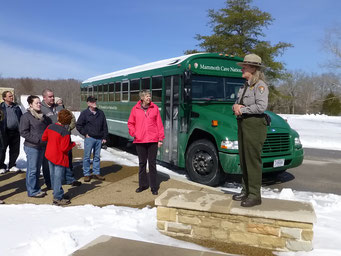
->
[81, 53, 303, 186]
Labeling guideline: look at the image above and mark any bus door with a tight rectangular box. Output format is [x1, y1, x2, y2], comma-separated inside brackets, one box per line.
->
[161, 75, 179, 165]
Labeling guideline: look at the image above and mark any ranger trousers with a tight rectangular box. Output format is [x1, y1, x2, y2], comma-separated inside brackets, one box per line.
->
[237, 116, 267, 199]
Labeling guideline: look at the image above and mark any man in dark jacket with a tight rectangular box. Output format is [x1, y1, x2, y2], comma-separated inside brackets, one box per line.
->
[0, 108, 5, 204]
[76, 96, 108, 182]
[0, 91, 23, 173]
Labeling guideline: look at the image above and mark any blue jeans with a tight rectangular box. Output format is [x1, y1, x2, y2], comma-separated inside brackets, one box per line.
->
[48, 161, 65, 200]
[65, 167, 76, 184]
[24, 146, 43, 197]
[83, 137, 102, 176]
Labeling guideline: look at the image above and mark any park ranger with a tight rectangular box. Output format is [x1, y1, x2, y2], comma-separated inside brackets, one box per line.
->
[232, 54, 269, 207]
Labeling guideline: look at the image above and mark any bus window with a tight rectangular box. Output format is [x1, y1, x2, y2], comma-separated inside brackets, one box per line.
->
[191, 75, 244, 101]
[191, 76, 223, 100]
[89, 86, 93, 97]
[109, 83, 115, 101]
[93, 85, 98, 99]
[173, 75, 179, 105]
[115, 82, 121, 101]
[98, 85, 103, 101]
[130, 79, 140, 102]
[103, 84, 109, 101]
[122, 81, 129, 101]
[152, 76, 162, 102]
[141, 78, 150, 90]
[224, 77, 245, 99]
[81, 87, 87, 101]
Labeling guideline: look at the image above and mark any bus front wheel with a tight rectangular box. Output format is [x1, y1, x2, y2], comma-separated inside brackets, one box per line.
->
[186, 139, 224, 186]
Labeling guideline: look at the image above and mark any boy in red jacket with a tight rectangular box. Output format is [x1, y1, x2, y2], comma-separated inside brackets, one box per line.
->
[42, 109, 75, 205]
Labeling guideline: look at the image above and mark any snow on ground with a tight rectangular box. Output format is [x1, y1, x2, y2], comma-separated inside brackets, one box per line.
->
[1, 114, 341, 256]
[2, 204, 210, 256]
[279, 114, 341, 151]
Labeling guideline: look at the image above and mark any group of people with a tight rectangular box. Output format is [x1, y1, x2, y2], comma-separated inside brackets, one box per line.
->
[0, 53, 268, 208]
[0, 89, 108, 205]
[0, 87, 165, 206]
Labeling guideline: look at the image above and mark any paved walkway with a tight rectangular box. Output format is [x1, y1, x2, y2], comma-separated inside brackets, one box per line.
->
[0, 148, 211, 207]
[72, 236, 232, 256]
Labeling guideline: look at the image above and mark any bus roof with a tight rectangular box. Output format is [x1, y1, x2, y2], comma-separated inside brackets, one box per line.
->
[83, 53, 210, 84]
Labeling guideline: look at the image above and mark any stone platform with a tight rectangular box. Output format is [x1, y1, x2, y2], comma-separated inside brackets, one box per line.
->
[155, 189, 316, 252]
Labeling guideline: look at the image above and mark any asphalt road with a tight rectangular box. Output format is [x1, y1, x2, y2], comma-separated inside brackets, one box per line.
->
[78, 128, 341, 196]
[262, 148, 341, 195]
[117, 142, 341, 196]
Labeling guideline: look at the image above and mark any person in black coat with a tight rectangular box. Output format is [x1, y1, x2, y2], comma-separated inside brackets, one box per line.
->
[20, 95, 49, 198]
[76, 96, 108, 182]
[0, 91, 22, 173]
[0, 108, 5, 204]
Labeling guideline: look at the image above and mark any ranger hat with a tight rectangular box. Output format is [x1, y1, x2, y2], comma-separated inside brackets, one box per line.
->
[237, 54, 264, 67]
[86, 96, 97, 102]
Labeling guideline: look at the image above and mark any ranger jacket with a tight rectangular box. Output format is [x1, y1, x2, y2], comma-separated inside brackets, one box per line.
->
[236, 80, 269, 114]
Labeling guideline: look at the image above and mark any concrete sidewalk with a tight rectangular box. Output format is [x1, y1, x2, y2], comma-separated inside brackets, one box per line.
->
[0, 148, 211, 207]
[72, 236, 232, 256]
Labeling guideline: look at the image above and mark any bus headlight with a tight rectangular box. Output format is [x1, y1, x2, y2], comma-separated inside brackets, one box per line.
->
[221, 138, 238, 150]
[294, 137, 302, 149]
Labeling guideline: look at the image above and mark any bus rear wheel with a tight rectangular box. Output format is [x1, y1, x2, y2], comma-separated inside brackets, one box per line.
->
[186, 139, 224, 186]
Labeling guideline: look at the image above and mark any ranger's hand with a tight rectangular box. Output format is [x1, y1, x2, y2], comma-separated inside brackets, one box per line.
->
[232, 104, 243, 116]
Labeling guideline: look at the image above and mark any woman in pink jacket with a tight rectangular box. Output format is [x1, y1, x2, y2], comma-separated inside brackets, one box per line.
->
[128, 90, 165, 195]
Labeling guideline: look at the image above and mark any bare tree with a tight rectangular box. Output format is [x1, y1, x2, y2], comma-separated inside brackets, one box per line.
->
[277, 71, 341, 114]
[315, 73, 341, 97]
[0, 78, 81, 110]
[323, 25, 341, 70]
[278, 71, 307, 114]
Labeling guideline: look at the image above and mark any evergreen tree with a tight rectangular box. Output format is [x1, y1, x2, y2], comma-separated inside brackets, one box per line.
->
[186, 0, 292, 80]
[322, 92, 341, 116]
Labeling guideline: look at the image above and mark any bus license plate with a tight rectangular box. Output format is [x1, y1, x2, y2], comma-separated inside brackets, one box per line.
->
[274, 159, 285, 168]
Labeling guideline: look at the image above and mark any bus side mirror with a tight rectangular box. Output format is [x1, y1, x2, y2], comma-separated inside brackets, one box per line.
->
[184, 70, 192, 85]
[184, 87, 191, 101]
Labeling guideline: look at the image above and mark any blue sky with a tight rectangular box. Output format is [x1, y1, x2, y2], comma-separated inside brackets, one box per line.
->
[0, 0, 340, 80]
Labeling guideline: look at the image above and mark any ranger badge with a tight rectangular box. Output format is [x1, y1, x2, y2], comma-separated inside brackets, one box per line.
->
[258, 86, 265, 94]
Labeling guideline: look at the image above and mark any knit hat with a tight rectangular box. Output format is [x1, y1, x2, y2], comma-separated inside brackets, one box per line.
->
[58, 109, 73, 125]
[55, 97, 63, 104]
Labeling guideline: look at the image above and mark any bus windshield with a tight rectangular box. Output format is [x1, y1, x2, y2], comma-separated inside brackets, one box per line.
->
[191, 75, 245, 101]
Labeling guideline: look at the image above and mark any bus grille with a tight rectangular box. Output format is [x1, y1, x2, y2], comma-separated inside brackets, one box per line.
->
[262, 133, 290, 154]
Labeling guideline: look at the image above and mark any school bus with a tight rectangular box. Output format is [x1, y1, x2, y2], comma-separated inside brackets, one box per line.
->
[81, 53, 304, 186]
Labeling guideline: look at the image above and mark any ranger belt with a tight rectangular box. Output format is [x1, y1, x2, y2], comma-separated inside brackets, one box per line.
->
[240, 113, 266, 119]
